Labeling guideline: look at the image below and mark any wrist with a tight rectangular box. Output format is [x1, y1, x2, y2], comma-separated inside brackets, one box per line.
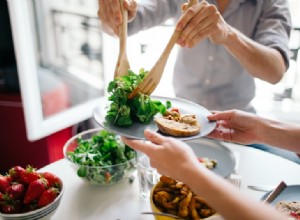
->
[255, 116, 285, 146]
[223, 26, 240, 48]
[255, 117, 269, 144]
[181, 164, 209, 190]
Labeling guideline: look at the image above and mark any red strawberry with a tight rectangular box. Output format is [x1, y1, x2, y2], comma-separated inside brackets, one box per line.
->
[21, 202, 38, 213]
[6, 183, 26, 200]
[0, 191, 4, 203]
[9, 166, 25, 182]
[24, 178, 48, 204]
[41, 172, 62, 188]
[1, 200, 22, 214]
[20, 165, 40, 185]
[2, 204, 17, 214]
[0, 192, 10, 203]
[0, 175, 12, 193]
[37, 187, 59, 208]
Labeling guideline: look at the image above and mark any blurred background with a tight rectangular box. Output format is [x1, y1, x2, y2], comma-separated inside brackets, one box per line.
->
[0, 0, 299, 173]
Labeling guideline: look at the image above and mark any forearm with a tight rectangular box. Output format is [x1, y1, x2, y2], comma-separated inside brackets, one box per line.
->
[184, 167, 286, 220]
[223, 27, 286, 84]
[257, 118, 300, 153]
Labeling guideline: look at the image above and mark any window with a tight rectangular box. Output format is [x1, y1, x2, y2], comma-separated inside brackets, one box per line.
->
[8, 0, 114, 140]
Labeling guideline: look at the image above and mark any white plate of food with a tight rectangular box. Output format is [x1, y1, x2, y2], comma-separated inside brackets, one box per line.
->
[261, 185, 300, 218]
[93, 96, 216, 140]
[187, 138, 236, 178]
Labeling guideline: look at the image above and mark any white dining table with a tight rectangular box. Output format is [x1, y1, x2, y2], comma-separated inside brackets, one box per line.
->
[40, 140, 300, 220]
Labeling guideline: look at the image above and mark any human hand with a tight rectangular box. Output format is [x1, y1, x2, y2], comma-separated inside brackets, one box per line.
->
[97, 0, 137, 36]
[206, 110, 261, 145]
[121, 129, 203, 182]
[176, 0, 232, 48]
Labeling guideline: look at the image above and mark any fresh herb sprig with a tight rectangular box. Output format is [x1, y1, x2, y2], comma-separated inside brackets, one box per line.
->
[105, 69, 171, 127]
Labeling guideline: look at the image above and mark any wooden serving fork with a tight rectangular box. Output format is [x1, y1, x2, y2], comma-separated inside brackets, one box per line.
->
[114, 0, 130, 78]
[128, 0, 198, 99]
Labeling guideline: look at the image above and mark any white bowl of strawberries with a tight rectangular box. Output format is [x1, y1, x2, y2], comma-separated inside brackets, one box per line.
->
[0, 165, 63, 220]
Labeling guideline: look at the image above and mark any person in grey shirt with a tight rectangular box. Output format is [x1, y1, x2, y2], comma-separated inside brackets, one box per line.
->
[98, 0, 300, 164]
[98, 0, 291, 112]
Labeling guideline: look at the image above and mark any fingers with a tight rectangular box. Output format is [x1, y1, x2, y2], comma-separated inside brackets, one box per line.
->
[144, 129, 165, 145]
[121, 129, 164, 154]
[121, 137, 152, 155]
[176, 2, 224, 47]
[98, 0, 137, 35]
[124, 0, 137, 11]
[181, 3, 188, 12]
[206, 126, 233, 141]
[178, 4, 217, 46]
[99, 0, 121, 24]
[109, 0, 136, 24]
[176, 3, 202, 32]
[98, 0, 122, 34]
[185, 22, 211, 47]
[186, 15, 220, 47]
[207, 110, 236, 121]
[123, 0, 138, 22]
[176, 1, 208, 31]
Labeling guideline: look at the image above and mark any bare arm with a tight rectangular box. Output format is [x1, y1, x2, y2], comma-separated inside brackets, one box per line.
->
[186, 165, 287, 220]
[224, 27, 286, 84]
[257, 117, 300, 153]
[122, 129, 288, 220]
[222, 28, 285, 84]
[207, 110, 300, 154]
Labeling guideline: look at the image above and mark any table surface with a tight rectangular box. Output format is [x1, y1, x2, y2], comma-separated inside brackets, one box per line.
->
[40, 140, 300, 220]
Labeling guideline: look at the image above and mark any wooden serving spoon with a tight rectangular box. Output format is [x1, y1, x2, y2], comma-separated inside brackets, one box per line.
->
[127, 0, 198, 99]
[114, 0, 130, 78]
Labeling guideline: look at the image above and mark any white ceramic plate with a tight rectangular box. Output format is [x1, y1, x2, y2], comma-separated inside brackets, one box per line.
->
[187, 138, 236, 178]
[262, 185, 300, 205]
[93, 96, 216, 140]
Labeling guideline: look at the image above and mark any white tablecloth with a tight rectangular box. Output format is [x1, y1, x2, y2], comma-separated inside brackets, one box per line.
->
[40, 141, 300, 220]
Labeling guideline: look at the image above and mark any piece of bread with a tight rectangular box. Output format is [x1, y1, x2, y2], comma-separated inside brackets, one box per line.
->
[275, 201, 300, 216]
[155, 115, 201, 137]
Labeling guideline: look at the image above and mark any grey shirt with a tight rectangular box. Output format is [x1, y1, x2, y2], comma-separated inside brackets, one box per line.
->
[128, 0, 291, 112]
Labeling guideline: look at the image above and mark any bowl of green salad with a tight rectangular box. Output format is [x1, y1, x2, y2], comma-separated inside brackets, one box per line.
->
[63, 128, 137, 185]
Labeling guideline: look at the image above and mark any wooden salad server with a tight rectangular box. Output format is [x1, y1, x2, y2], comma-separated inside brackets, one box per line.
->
[128, 0, 198, 99]
[114, 0, 130, 78]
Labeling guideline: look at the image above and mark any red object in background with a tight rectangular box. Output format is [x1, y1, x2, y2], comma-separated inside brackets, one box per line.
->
[41, 77, 70, 117]
[0, 92, 73, 174]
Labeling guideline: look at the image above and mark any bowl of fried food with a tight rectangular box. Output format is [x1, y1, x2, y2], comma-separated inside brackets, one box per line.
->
[150, 175, 219, 220]
[63, 128, 137, 185]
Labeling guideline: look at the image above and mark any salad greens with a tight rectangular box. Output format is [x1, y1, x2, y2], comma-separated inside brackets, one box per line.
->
[105, 69, 171, 127]
[67, 130, 136, 185]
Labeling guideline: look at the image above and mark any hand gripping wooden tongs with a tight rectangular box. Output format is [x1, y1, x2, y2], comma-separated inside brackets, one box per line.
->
[127, 0, 198, 99]
[114, 0, 130, 78]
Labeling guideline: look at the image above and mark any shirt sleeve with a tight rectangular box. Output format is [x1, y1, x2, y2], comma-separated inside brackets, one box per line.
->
[127, 0, 185, 35]
[253, 0, 292, 70]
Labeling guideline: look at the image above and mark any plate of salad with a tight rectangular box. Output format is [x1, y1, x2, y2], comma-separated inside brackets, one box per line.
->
[93, 69, 216, 140]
